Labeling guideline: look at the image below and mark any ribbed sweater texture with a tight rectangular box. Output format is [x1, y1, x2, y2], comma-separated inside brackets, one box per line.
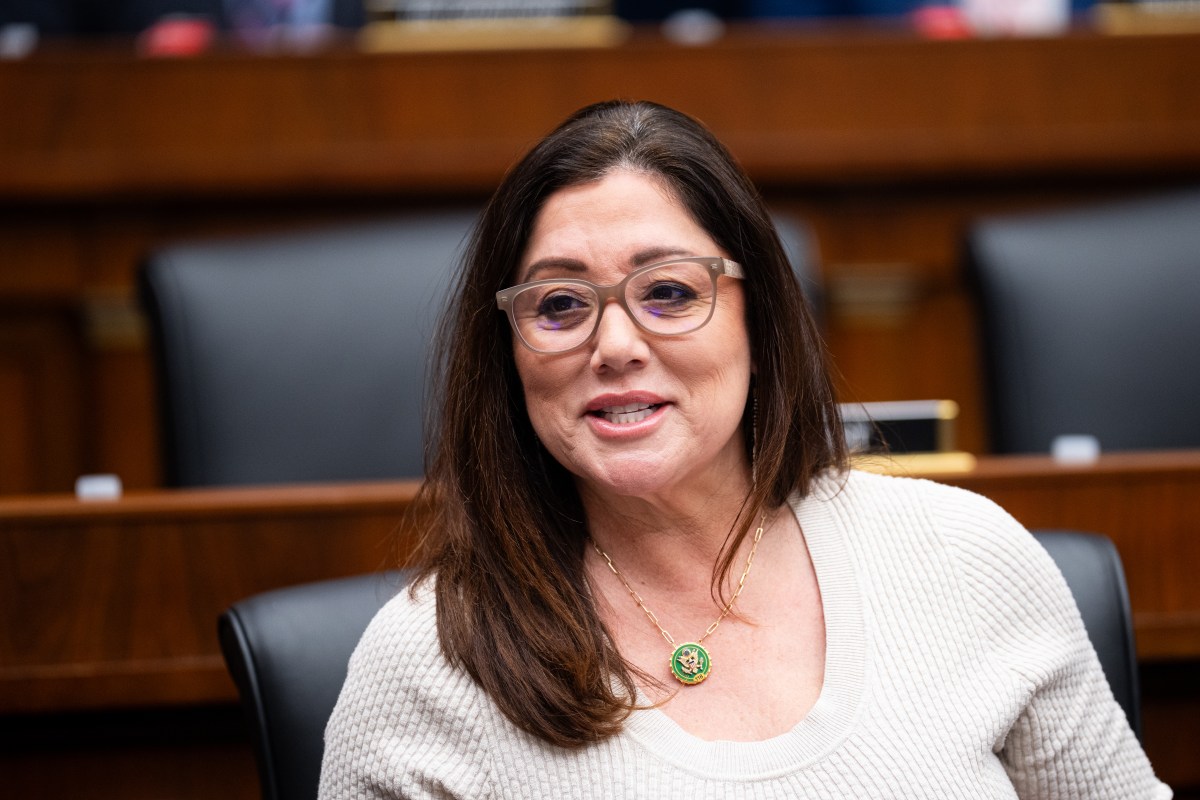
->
[320, 470, 1170, 799]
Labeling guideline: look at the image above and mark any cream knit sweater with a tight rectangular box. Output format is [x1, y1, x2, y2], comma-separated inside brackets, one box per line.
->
[320, 470, 1170, 799]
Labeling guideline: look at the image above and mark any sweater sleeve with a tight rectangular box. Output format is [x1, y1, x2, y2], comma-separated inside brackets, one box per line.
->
[932, 484, 1171, 800]
[318, 588, 496, 800]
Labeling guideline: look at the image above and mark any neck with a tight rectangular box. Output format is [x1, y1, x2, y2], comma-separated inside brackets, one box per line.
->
[579, 474, 758, 594]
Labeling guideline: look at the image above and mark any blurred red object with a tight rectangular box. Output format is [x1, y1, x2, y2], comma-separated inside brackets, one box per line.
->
[911, 5, 973, 39]
[139, 15, 216, 57]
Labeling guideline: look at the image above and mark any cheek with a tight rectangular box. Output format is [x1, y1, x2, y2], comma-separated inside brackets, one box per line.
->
[514, 349, 545, 417]
[707, 362, 753, 416]
[514, 349, 573, 437]
[690, 321, 752, 398]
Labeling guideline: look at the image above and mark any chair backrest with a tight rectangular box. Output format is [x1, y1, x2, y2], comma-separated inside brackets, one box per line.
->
[219, 531, 1140, 800]
[140, 211, 477, 486]
[1032, 530, 1141, 740]
[967, 189, 1200, 453]
[772, 211, 824, 323]
[219, 571, 410, 800]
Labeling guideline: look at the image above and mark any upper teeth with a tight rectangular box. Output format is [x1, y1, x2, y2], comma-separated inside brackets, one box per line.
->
[604, 403, 652, 414]
[601, 403, 656, 424]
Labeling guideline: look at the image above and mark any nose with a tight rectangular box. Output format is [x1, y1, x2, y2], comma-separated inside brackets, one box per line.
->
[590, 298, 648, 372]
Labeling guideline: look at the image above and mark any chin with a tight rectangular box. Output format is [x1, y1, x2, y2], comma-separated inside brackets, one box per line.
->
[576, 456, 678, 499]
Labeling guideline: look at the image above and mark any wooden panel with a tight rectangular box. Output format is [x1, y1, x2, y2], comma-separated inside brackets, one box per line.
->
[0, 209, 83, 298]
[86, 348, 160, 489]
[2, 29, 1199, 198]
[0, 481, 421, 712]
[0, 312, 84, 494]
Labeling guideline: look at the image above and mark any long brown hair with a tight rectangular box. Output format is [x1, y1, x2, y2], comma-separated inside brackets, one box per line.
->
[409, 100, 845, 747]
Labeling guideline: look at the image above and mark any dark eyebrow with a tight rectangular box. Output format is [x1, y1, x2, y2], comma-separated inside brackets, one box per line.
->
[520, 257, 587, 283]
[630, 247, 694, 266]
[521, 247, 698, 283]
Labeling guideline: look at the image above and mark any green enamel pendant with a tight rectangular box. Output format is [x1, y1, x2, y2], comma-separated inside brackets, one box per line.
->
[670, 642, 711, 685]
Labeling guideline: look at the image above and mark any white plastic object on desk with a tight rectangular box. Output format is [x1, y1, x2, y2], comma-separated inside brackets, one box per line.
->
[1051, 435, 1101, 465]
[0, 23, 38, 59]
[661, 9, 725, 46]
[961, 0, 1069, 36]
[75, 474, 124, 501]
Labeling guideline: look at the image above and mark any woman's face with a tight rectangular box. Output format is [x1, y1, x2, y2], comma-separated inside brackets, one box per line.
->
[512, 169, 753, 505]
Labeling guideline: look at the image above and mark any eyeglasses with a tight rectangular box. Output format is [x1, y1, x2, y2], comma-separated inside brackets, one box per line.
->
[496, 256, 744, 354]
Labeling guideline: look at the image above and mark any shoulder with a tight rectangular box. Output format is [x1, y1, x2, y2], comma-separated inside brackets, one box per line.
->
[867, 470, 1065, 604]
[837, 470, 1085, 666]
[817, 467, 1032, 542]
[808, 466, 1030, 546]
[319, 577, 498, 799]
[337, 577, 488, 724]
[348, 576, 441, 676]
[807, 468, 1066, 619]
[812, 464, 1007, 513]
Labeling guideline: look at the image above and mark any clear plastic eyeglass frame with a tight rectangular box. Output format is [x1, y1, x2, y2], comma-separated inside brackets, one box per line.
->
[496, 256, 745, 354]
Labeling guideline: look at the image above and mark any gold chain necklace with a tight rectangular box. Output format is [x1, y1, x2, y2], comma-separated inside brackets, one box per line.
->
[590, 513, 767, 686]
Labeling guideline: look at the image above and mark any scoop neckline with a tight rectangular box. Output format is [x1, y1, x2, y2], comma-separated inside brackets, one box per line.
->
[620, 473, 866, 780]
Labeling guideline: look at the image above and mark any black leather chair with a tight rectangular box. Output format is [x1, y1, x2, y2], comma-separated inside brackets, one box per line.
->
[219, 571, 411, 800]
[967, 188, 1200, 454]
[773, 211, 825, 323]
[218, 531, 1139, 800]
[140, 211, 477, 487]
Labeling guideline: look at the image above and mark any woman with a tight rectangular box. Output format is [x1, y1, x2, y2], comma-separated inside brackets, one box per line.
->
[320, 100, 1168, 798]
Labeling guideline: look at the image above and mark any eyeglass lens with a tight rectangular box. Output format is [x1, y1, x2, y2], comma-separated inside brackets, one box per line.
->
[510, 261, 718, 353]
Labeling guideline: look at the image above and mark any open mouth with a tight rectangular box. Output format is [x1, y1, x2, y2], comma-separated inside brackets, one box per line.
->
[592, 403, 661, 425]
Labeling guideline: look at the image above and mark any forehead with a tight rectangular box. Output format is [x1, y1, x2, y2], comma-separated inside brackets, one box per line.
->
[519, 170, 718, 280]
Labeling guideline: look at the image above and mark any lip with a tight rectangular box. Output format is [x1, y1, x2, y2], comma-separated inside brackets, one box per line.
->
[584, 391, 670, 438]
[585, 391, 667, 413]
